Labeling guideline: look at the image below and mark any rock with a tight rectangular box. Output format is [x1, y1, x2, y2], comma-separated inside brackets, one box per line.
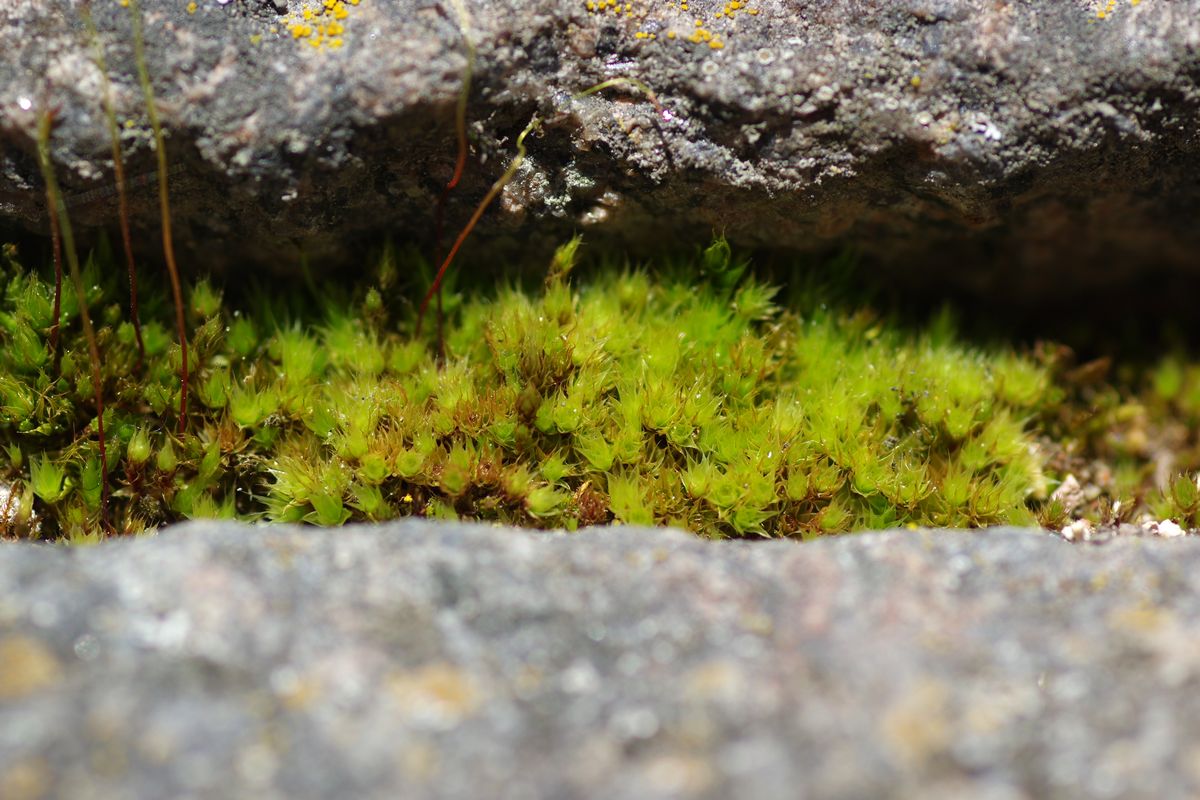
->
[3, 521, 1200, 798]
[0, 0, 1198, 296]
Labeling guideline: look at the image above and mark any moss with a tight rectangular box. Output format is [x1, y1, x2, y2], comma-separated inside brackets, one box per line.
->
[4, 0, 1175, 545]
[1032, 343, 1200, 531]
[0, 235, 1075, 541]
[283, 0, 363, 51]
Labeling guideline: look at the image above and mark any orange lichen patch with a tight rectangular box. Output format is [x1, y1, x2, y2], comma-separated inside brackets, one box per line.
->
[1092, 0, 1144, 18]
[284, 0, 361, 51]
[585, 0, 635, 16]
[715, 0, 753, 20]
[582, 0, 758, 50]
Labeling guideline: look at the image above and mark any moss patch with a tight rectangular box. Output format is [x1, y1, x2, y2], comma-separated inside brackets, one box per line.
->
[0, 237, 1078, 542]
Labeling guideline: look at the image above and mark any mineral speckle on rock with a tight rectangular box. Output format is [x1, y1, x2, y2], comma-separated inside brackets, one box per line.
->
[2, 521, 1200, 798]
[0, 0, 1197, 293]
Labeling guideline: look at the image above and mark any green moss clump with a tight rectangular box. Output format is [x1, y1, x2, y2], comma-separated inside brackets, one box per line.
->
[0, 238, 1059, 542]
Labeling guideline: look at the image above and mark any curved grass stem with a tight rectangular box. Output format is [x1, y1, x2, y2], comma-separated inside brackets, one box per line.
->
[573, 77, 674, 170]
[131, 0, 188, 431]
[572, 77, 666, 118]
[37, 109, 110, 532]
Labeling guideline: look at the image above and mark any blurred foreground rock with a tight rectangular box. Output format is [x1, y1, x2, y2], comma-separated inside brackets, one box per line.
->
[2, 522, 1200, 799]
[0, 0, 1197, 295]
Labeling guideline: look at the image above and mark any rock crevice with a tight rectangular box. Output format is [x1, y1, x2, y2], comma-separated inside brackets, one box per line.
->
[0, 0, 1197, 291]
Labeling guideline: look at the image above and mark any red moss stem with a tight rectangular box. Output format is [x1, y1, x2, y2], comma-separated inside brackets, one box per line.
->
[37, 109, 110, 532]
[417, 117, 540, 337]
[44, 173, 63, 361]
[131, 0, 188, 431]
[425, 14, 476, 354]
[83, 2, 145, 368]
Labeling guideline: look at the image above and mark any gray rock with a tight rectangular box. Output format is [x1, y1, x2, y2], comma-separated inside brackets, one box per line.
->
[0, 0, 1198, 294]
[2, 521, 1200, 798]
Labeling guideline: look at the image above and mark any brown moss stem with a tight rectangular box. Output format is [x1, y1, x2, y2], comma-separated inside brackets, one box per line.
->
[417, 116, 540, 337]
[37, 109, 110, 532]
[43, 153, 63, 362]
[429, 0, 476, 359]
[131, 0, 188, 431]
[83, 3, 146, 368]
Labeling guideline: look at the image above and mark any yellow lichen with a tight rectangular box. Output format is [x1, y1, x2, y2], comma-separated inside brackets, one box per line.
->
[285, 0, 362, 51]
[1092, 0, 1144, 19]
[580, 0, 757, 51]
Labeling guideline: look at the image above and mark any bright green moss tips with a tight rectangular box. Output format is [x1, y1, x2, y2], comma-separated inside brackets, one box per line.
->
[1, 239, 1080, 541]
[126, 428, 151, 465]
[1143, 473, 1200, 532]
[28, 456, 67, 505]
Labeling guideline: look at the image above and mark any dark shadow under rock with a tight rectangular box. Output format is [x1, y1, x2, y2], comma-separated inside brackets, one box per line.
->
[0, 0, 1197, 299]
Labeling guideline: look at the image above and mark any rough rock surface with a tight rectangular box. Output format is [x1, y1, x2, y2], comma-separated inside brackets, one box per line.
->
[0, 0, 1198, 294]
[3, 521, 1200, 799]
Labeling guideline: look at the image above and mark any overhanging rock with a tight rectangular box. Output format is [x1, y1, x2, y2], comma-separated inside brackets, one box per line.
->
[0, 0, 1198, 293]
